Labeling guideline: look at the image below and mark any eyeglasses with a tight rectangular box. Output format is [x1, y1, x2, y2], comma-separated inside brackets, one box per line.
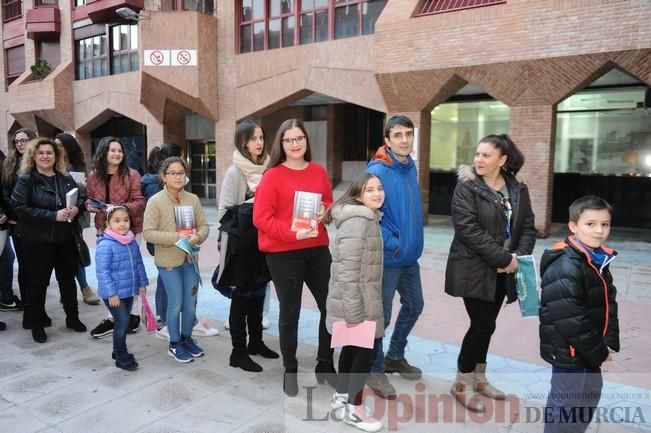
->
[15, 138, 29, 144]
[281, 136, 306, 146]
[165, 171, 186, 178]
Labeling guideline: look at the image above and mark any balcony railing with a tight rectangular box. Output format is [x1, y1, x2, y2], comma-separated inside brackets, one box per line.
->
[416, 0, 506, 16]
[3, 0, 22, 22]
[35, 0, 58, 7]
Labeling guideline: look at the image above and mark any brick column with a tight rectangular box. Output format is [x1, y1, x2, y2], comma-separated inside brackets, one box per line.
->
[389, 110, 431, 223]
[509, 104, 556, 237]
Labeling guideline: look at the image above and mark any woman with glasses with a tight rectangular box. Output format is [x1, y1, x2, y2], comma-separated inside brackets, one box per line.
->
[444, 134, 536, 412]
[143, 157, 209, 363]
[86, 136, 145, 339]
[11, 138, 87, 342]
[253, 118, 335, 396]
[1, 128, 37, 326]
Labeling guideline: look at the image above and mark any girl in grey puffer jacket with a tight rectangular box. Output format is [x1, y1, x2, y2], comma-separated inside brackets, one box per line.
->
[324, 173, 385, 432]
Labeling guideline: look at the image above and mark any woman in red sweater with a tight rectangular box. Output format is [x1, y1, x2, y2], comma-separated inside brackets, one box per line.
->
[253, 118, 335, 397]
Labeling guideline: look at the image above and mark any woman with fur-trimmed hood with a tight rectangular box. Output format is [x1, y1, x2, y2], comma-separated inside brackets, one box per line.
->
[444, 134, 536, 412]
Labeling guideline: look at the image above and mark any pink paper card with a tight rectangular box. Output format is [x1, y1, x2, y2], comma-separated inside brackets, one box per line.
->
[331, 320, 376, 349]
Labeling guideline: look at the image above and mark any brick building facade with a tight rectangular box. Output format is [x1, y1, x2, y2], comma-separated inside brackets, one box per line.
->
[2, 0, 650, 233]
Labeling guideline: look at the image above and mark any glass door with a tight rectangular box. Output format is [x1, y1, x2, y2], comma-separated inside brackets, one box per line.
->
[188, 140, 216, 199]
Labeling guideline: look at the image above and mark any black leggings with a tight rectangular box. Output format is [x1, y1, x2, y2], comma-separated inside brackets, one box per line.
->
[457, 274, 506, 373]
[229, 294, 264, 351]
[265, 246, 332, 370]
[336, 341, 378, 405]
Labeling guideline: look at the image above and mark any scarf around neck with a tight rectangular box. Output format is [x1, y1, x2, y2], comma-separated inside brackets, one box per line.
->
[232, 150, 269, 193]
[105, 228, 135, 245]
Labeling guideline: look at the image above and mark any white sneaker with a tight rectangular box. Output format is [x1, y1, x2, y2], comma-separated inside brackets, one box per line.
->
[261, 315, 270, 330]
[193, 318, 219, 337]
[155, 325, 169, 341]
[223, 320, 230, 330]
[330, 392, 348, 420]
[344, 403, 383, 432]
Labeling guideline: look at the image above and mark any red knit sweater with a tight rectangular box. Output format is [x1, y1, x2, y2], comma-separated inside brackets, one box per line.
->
[253, 162, 333, 253]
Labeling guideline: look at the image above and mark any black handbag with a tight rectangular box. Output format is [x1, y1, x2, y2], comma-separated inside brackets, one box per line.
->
[72, 222, 91, 267]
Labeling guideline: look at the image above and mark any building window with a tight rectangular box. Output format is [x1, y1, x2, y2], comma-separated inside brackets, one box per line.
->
[173, 0, 214, 15]
[111, 24, 139, 74]
[76, 24, 139, 80]
[34, 0, 57, 7]
[416, 0, 506, 16]
[74, 0, 85, 6]
[555, 87, 651, 175]
[429, 100, 511, 171]
[238, 0, 387, 53]
[76, 35, 108, 80]
[5, 44, 25, 86]
[2, 0, 22, 22]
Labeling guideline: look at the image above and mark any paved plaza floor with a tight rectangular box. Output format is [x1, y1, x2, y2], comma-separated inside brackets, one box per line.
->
[0, 205, 649, 433]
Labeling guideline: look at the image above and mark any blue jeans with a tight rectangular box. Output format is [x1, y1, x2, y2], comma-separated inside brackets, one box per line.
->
[158, 262, 199, 343]
[544, 366, 603, 433]
[75, 264, 89, 290]
[104, 297, 134, 367]
[155, 274, 167, 324]
[0, 236, 15, 302]
[371, 262, 424, 373]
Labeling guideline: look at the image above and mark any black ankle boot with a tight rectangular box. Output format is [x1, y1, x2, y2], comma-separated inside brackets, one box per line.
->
[315, 361, 337, 388]
[284, 368, 298, 397]
[66, 316, 87, 332]
[229, 350, 263, 372]
[43, 313, 52, 327]
[32, 327, 47, 343]
[248, 341, 280, 359]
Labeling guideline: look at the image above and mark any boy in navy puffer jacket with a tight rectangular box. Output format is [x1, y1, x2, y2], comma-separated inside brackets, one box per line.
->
[539, 196, 619, 433]
[96, 206, 148, 370]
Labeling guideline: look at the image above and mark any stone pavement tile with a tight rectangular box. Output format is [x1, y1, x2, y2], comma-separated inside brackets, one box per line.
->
[123, 376, 214, 414]
[1, 405, 49, 433]
[0, 369, 71, 405]
[53, 393, 171, 433]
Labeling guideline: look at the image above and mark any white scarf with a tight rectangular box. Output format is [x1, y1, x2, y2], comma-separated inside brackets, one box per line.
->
[232, 150, 269, 193]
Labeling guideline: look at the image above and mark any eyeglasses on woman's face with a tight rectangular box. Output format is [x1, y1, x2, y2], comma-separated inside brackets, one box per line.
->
[15, 138, 29, 144]
[281, 135, 306, 146]
[165, 171, 186, 178]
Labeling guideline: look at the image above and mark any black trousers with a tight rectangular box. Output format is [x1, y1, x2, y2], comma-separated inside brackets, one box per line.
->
[22, 238, 79, 328]
[10, 232, 28, 305]
[265, 246, 332, 370]
[457, 274, 507, 373]
[336, 341, 379, 405]
[229, 294, 264, 352]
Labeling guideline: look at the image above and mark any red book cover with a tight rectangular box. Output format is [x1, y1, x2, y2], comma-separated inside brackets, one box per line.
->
[291, 191, 321, 232]
[174, 205, 196, 235]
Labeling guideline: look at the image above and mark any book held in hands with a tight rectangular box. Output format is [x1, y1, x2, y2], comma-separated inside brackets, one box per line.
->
[175, 206, 197, 235]
[291, 191, 322, 232]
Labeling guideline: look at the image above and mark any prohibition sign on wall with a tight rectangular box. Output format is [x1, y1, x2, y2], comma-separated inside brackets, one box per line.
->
[177, 50, 191, 65]
[150, 50, 165, 66]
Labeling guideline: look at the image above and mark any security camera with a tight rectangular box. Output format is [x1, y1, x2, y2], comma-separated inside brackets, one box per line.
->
[116, 7, 150, 21]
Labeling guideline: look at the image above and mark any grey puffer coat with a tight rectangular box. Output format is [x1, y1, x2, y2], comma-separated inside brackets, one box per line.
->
[326, 203, 384, 339]
[445, 165, 536, 303]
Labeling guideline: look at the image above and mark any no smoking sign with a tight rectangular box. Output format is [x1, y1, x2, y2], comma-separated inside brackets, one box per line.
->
[144, 49, 197, 67]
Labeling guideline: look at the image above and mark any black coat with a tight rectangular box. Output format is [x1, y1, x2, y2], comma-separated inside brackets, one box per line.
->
[539, 236, 620, 369]
[11, 171, 85, 244]
[216, 202, 270, 297]
[445, 165, 536, 303]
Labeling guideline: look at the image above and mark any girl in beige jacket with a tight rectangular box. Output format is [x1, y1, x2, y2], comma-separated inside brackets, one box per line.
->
[324, 173, 385, 432]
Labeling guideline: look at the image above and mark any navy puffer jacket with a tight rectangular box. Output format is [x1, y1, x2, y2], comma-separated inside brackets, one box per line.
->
[95, 232, 149, 299]
[539, 236, 619, 369]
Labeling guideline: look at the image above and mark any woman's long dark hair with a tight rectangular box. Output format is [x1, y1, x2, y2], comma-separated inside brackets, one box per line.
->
[478, 133, 525, 176]
[322, 173, 381, 225]
[92, 136, 130, 182]
[235, 119, 266, 165]
[55, 132, 86, 172]
[267, 118, 312, 169]
[2, 127, 37, 185]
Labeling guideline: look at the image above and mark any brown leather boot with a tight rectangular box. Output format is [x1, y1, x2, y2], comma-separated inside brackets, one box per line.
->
[474, 363, 506, 400]
[450, 371, 485, 413]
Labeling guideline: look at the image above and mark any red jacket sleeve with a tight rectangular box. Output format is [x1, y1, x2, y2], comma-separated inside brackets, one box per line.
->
[253, 172, 297, 244]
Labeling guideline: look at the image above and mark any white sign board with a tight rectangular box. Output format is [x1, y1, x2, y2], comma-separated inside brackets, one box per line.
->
[171, 50, 197, 66]
[144, 50, 170, 66]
